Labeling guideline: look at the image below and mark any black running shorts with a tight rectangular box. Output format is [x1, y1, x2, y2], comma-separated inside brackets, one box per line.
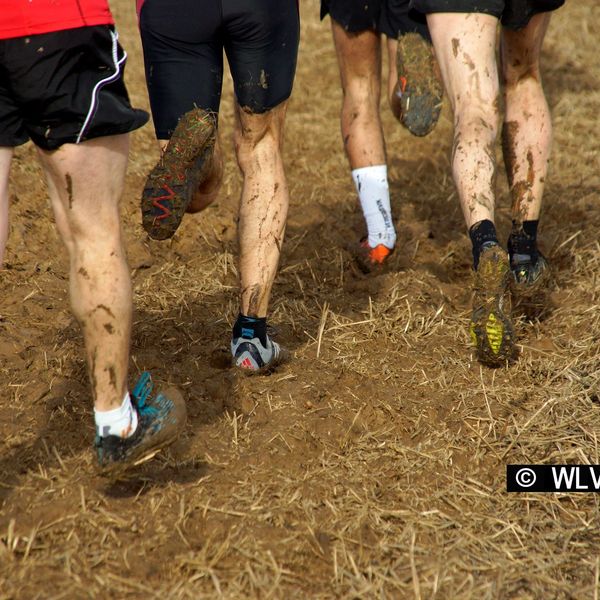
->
[410, 0, 564, 29]
[138, 0, 300, 140]
[320, 0, 428, 39]
[0, 26, 148, 150]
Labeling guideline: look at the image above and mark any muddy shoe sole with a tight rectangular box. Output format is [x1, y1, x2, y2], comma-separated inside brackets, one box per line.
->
[142, 108, 216, 240]
[393, 32, 443, 137]
[470, 245, 516, 366]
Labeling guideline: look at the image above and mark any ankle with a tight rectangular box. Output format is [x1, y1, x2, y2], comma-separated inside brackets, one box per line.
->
[233, 313, 268, 347]
[352, 165, 396, 250]
[469, 219, 499, 270]
[508, 220, 539, 260]
[94, 392, 138, 439]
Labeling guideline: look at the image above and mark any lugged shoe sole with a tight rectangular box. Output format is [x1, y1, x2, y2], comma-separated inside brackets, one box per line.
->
[470, 245, 516, 366]
[393, 33, 443, 137]
[142, 109, 216, 240]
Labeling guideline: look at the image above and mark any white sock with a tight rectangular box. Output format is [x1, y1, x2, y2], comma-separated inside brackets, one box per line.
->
[352, 165, 397, 250]
[94, 392, 138, 439]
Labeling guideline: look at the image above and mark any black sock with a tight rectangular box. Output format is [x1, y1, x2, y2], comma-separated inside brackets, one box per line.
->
[233, 314, 267, 347]
[469, 219, 499, 269]
[508, 220, 539, 261]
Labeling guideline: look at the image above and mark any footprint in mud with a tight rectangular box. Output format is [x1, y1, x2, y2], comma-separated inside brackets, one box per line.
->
[209, 347, 232, 369]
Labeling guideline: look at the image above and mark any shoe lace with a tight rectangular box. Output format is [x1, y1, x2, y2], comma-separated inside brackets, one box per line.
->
[131, 372, 159, 416]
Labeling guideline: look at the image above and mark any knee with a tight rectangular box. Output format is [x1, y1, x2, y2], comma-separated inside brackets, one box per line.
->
[234, 113, 283, 173]
[502, 58, 542, 89]
[454, 96, 500, 141]
[67, 210, 121, 258]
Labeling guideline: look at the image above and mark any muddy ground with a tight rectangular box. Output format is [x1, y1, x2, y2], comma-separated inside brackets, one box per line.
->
[1, 2, 600, 598]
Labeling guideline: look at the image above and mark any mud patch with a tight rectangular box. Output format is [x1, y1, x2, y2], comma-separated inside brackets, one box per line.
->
[65, 173, 73, 209]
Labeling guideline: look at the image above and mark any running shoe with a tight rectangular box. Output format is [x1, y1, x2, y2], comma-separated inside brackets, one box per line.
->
[469, 243, 516, 366]
[392, 32, 443, 137]
[231, 335, 287, 374]
[142, 107, 216, 240]
[95, 372, 187, 472]
[510, 252, 551, 314]
[352, 237, 395, 273]
[510, 252, 551, 291]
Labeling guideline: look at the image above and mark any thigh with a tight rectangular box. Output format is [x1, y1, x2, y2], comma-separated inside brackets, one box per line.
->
[37, 135, 130, 238]
[321, 0, 382, 33]
[426, 12, 499, 112]
[332, 20, 382, 94]
[4, 26, 148, 151]
[223, 0, 300, 113]
[139, 0, 224, 138]
[0, 147, 13, 195]
[411, 0, 504, 20]
[501, 0, 564, 30]
[501, 11, 550, 77]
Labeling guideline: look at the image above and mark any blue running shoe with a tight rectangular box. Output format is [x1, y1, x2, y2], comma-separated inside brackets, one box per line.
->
[231, 335, 287, 374]
[95, 372, 187, 472]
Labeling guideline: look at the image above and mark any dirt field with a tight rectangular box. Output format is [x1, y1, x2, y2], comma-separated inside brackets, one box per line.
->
[1, 2, 600, 598]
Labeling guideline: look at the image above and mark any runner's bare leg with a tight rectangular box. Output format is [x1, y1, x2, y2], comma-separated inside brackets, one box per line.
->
[235, 101, 289, 318]
[331, 22, 386, 169]
[428, 13, 518, 367]
[387, 37, 400, 109]
[501, 13, 552, 225]
[0, 147, 12, 265]
[426, 13, 500, 228]
[37, 135, 132, 411]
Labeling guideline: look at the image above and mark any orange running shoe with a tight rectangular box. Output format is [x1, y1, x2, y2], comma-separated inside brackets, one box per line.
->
[353, 238, 395, 273]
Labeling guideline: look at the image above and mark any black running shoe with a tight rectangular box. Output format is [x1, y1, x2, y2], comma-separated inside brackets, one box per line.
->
[511, 252, 550, 290]
[141, 108, 216, 240]
[231, 335, 287, 374]
[510, 252, 551, 315]
[95, 372, 187, 472]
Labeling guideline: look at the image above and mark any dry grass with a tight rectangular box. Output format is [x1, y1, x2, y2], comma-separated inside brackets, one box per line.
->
[1, 1, 600, 598]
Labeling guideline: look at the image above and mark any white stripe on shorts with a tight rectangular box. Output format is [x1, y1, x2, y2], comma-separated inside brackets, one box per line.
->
[76, 29, 128, 144]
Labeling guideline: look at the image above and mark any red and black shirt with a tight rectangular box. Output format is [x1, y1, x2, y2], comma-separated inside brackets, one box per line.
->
[0, 0, 114, 40]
